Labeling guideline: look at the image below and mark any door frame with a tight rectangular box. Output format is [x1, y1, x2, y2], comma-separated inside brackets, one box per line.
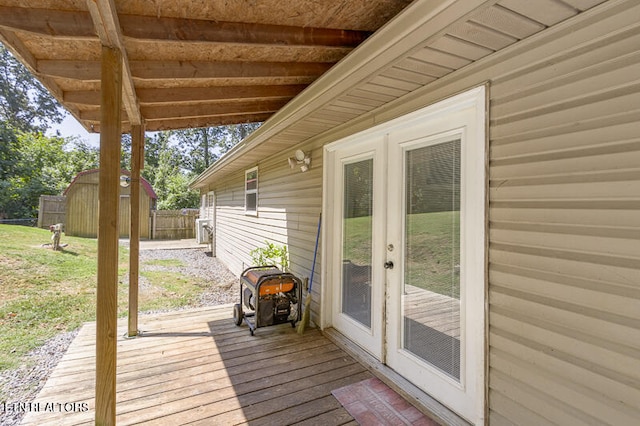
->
[321, 85, 487, 424]
[323, 136, 387, 360]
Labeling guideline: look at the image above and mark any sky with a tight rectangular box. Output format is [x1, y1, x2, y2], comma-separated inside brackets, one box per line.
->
[47, 114, 101, 146]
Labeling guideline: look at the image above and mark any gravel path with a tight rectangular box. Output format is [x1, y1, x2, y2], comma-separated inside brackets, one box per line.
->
[0, 248, 238, 426]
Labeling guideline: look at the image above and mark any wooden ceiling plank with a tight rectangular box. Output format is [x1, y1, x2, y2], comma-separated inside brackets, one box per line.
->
[87, 0, 142, 126]
[136, 84, 307, 104]
[0, 6, 95, 38]
[140, 99, 290, 120]
[119, 14, 371, 48]
[130, 60, 333, 80]
[65, 84, 308, 106]
[143, 113, 273, 131]
[38, 60, 101, 80]
[38, 59, 333, 80]
[63, 90, 101, 105]
[81, 99, 287, 121]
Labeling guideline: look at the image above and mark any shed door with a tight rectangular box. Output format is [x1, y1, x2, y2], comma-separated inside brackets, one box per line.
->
[119, 195, 130, 238]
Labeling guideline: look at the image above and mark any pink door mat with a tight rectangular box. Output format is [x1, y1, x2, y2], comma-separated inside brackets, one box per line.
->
[331, 377, 439, 425]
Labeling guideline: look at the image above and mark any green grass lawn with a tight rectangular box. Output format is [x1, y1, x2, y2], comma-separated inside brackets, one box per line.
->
[343, 211, 460, 298]
[405, 211, 460, 298]
[0, 225, 208, 373]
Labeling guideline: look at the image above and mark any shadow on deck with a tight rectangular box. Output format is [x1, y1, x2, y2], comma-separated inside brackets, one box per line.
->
[20, 305, 371, 425]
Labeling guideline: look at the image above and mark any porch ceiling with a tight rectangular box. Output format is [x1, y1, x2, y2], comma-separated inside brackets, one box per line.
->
[190, 0, 608, 189]
[0, 0, 413, 133]
[0, 0, 608, 180]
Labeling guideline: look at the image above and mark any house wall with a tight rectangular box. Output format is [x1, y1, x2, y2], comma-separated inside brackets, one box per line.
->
[208, 142, 325, 321]
[366, 3, 638, 424]
[204, 2, 639, 423]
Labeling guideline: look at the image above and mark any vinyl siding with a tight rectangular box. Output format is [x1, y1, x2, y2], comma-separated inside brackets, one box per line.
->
[314, 7, 639, 423]
[203, 1, 640, 423]
[320, 2, 640, 423]
[483, 3, 640, 424]
[212, 143, 324, 323]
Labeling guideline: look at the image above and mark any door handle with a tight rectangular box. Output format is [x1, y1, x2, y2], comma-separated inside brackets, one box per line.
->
[384, 261, 394, 270]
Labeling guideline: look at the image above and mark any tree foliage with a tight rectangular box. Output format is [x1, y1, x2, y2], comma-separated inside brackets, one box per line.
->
[171, 123, 261, 175]
[138, 123, 261, 210]
[0, 130, 102, 219]
[0, 45, 64, 132]
[0, 40, 262, 216]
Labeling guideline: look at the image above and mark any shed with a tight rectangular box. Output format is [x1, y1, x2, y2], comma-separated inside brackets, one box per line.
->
[64, 169, 156, 239]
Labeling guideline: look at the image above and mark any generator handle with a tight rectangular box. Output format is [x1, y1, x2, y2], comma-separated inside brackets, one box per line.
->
[241, 265, 279, 277]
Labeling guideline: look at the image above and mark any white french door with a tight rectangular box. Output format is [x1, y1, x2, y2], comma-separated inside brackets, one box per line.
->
[327, 137, 386, 359]
[325, 87, 485, 424]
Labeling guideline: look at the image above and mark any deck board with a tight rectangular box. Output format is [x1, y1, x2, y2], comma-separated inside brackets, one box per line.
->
[20, 305, 374, 425]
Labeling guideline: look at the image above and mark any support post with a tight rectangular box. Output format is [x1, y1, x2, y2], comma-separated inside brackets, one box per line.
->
[128, 124, 144, 337]
[95, 45, 122, 426]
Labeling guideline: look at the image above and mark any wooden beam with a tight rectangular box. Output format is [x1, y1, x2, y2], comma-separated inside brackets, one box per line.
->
[87, 0, 142, 126]
[0, 6, 95, 38]
[143, 112, 273, 131]
[119, 14, 371, 47]
[87, 111, 272, 132]
[141, 99, 290, 120]
[38, 59, 333, 80]
[0, 6, 370, 47]
[95, 45, 122, 426]
[64, 84, 308, 105]
[80, 98, 287, 121]
[128, 124, 144, 338]
[131, 60, 333, 80]
[138, 84, 307, 104]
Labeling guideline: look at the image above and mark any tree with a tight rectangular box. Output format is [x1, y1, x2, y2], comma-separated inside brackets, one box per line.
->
[0, 132, 68, 218]
[172, 123, 261, 175]
[0, 44, 64, 132]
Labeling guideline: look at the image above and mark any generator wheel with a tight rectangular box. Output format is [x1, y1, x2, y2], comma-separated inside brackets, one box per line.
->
[233, 303, 243, 326]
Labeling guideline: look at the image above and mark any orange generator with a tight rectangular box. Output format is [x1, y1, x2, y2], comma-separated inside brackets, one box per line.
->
[234, 266, 302, 335]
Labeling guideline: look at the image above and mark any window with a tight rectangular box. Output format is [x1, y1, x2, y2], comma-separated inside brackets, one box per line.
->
[245, 167, 258, 215]
[206, 191, 215, 220]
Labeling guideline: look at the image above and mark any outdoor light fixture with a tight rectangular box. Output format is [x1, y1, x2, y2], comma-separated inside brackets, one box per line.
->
[120, 175, 131, 187]
[288, 149, 311, 172]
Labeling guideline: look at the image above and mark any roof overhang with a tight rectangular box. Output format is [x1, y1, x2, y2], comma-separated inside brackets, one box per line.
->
[0, 0, 412, 133]
[190, 0, 609, 190]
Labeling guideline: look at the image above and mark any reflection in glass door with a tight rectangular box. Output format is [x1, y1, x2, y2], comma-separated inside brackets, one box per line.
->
[342, 159, 373, 328]
[403, 140, 461, 380]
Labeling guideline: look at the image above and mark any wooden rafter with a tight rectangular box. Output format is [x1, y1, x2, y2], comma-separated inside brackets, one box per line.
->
[0, 6, 95, 38]
[0, 5, 370, 47]
[118, 15, 371, 47]
[64, 84, 308, 105]
[143, 113, 275, 131]
[88, 112, 275, 133]
[86, 0, 142, 126]
[0, 0, 411, 133]
[38, 60, 332, 80]
[79, 98, 288, 121]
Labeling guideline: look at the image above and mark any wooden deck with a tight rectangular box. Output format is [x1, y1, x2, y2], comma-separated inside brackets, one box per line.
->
[21, 305, 374, 425]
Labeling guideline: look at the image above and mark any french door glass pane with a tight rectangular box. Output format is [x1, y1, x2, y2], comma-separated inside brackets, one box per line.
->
[342, 159, 373, 328]
[403, 140, 461, 380]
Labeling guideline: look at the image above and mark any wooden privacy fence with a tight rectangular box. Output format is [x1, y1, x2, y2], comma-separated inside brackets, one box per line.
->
[151, 209, 198, 240]
[37, 195, 66, 228]
[37, 196, 198, 240]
